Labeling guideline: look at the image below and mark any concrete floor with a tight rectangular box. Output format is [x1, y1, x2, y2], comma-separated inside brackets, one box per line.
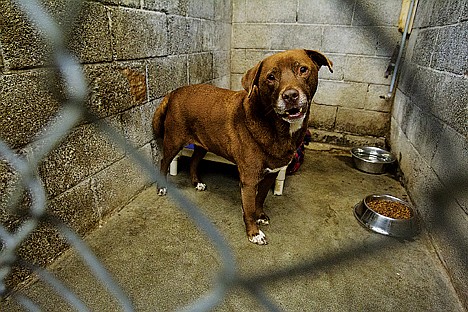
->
[3, 145, 465, 311]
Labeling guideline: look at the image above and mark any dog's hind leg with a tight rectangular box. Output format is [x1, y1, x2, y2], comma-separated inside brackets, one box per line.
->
[255, 172, 278, 225]
[190, 145, 208, 191]
[158, 137, 186, 196]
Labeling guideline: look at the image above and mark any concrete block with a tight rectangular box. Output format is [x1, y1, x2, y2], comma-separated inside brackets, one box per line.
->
[344, 56, 391, 85]
[84, 62, 147, 118]
[201, 20, 216, 52]
[0, 70, 61, 148]
[230, 73, 244, 90]
[238, 0, 296, 23]
[47, 179, 96, 234]
[211, 75, 230, 89]
[412, 109, 444, 162]
[39, 122, 124, 198]
[323, 26, 399, 57]
[433, 74, 468, 137]
[409, 66, 443, 111]
[309, 128, 386, 147]
[232, 0, 246, 23]
[67, 1, 113, 63]
[110, 8, 167, 60]
[0, 1, 51, 69]
[269, 24, 323, 51]
[313, 80, 368, 109]
[461, 0, 468, 21]
[431, 126, 468, 187]
[412, 0, 435, 28]
[121, 101, 158, 148]
[429, 0, 465, 26]
[0, 1, 113, 69]
[0, 159, 17, 213]
[188, 0, 214, 19]
[309, 129, 346, 146]
[343, 133, 386, 148]
[90, 144, 153, 218]
[297, 0, 353, 25]
[318, 53, 345, 81]
[335, 107, 390, 137]
[232, 24, 322, 50]
[364, 84, 392, 112]
[230, 49, 275, 74]
[201, 20, 230, 52]
[432, 23, 468, 75]
[308, 103, 337, 130]
[214, 0, 231, 22]
[397, 60, 416, 95]
[188, 53, 213, 84]
[145, 0, 188, 15]
[119, 0, 141, 8]
[412, 28, 438, 68]
[352, 0, 401, 27]
[147, 55, 188, 99]
[213, 51, 230, 79]
[391, 89, 407, 124]
[231, 24, 268, 49]
[398, 97, 416, 138]
[168, 16, 203, 54]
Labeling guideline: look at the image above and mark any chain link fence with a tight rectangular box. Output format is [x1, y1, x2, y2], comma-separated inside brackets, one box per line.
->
[1, 0, 466, 311]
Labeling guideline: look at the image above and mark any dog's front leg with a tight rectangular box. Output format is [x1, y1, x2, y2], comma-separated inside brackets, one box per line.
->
[255, 172, 278, 225]
[240, 180, 267, 245]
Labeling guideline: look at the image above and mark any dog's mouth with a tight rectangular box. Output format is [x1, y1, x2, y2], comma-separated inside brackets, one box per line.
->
[278, 107, 305, 121]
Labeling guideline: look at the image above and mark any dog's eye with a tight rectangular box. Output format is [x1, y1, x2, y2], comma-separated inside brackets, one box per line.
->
[267, 74, 276, 81]
[299, 66, 308, 74]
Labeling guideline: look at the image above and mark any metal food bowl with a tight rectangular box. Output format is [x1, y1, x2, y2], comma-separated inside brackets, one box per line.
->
[354, 194, 419, 238]
[351, 146, 396, 174]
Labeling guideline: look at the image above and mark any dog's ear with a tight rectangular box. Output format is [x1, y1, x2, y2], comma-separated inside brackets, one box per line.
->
[241, 61, 263, 98]
[305, 50, 333, 73]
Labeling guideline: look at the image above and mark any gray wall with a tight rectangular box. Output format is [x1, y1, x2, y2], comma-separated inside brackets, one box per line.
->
[0, 0, 231, 283]
[390, 0, 467, 307]
[230, 0, 402, 146]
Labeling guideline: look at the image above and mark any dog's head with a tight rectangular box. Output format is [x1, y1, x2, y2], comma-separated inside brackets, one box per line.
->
[242, 49, 333, 132]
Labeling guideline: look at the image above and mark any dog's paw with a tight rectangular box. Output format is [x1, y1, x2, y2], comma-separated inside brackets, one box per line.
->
[248, 230, 267, 245]
[158, 187, 167, 196]
[195, 182, 206, 191]
[256, 218, 269, 225]
[256, 213, 270, 225]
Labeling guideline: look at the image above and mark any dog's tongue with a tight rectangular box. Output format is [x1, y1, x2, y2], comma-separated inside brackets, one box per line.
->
[287, 108, 303, 119]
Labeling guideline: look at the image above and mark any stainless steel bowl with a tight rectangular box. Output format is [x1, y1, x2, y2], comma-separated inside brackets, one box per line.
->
[354, 194, 419, 238]
[351, 146, 396, 174]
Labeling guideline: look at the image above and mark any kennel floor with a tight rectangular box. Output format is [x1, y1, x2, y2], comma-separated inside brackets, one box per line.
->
[3, 145, 465, 311]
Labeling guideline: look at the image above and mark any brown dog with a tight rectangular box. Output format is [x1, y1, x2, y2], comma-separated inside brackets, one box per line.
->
[153, 49, 332, 244]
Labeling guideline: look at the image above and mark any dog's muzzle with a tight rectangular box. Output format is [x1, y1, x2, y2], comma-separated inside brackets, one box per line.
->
[276, 88, 308, 122]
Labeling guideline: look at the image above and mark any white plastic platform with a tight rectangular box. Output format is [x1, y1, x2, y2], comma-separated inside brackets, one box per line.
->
[169, 147, 286, 195]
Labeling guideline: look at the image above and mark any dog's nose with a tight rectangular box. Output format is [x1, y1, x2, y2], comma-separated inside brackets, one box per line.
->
[282, 89, 299, 104]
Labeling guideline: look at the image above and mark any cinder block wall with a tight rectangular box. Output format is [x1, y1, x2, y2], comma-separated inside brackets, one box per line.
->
[230, 0, 402, 146]
[390, 0, 468, 307]
[0, 0, 231, 285]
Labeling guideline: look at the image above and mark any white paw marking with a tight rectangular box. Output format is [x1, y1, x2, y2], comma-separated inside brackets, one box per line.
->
[158, 187, 167, 196]
[256, 218, 269, 225]
[195, 183, 206, 191]
[249, 230, 267, 245]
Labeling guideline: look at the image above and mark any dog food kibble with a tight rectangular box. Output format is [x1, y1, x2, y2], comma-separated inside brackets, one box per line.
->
[366, 199, 412, 219]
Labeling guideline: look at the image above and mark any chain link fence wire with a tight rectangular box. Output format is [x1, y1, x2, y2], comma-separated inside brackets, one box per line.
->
[0, 0, 466, 311]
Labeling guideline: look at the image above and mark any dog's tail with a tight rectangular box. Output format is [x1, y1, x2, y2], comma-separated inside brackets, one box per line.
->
[152, 95, 170, 139]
